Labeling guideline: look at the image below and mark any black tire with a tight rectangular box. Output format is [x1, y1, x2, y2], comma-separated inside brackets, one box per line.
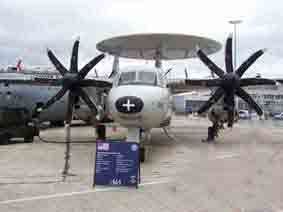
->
[34, 127, 40, 136]
[96, 125, 106, 140]
[0, 133, 10, 145]
[101, 116, 114, 123]
[50, 121, 65, 127]
[139, 147, 145, 163]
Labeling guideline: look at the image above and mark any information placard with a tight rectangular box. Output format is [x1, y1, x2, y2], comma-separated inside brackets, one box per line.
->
[93, 141, 140, 188]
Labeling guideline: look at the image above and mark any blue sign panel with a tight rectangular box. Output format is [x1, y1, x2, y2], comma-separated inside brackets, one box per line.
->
[94, 141, 140, 187]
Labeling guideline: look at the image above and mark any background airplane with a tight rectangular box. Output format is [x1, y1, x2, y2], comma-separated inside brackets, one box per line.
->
[0, 61, 105, 143]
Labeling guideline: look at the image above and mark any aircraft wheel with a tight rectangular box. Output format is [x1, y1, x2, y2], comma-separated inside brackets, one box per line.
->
[50, 121, 65, 127]
[24, 136, 34, 143]
[0, 133, 10, 145]
[96, 124, 106, 140]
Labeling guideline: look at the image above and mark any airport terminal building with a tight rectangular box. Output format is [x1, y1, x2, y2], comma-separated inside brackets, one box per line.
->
[173, 83, 283, 115]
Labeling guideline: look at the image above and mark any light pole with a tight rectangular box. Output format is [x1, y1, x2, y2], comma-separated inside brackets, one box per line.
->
[229, 20, 242, 111]
[229, 20, 242, 69]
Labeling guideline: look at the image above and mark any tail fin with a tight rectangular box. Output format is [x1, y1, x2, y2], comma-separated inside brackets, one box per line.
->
[16, 59, 24, 72]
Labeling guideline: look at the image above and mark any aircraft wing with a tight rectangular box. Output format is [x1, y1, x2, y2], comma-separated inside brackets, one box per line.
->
[0, 78, 112, 88]
[168, 78, 276, 94]
[168, 78, 220, 94]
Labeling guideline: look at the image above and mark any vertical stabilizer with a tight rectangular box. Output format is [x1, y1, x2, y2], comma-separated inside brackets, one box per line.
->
[16, 59, 24, 72]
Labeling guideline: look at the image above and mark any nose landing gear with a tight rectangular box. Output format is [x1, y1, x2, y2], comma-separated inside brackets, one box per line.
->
[126, 128, 151, 163]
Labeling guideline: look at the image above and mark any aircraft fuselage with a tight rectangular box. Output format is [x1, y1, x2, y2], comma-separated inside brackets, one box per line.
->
[0, 82, 97, 124]
[107, 66, 172, 129]
[0, 83, 66, 122]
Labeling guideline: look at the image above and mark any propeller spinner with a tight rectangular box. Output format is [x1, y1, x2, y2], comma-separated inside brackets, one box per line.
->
[196, 34, 274, 127]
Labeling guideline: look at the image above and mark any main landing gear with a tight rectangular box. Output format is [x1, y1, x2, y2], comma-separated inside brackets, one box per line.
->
[139, 129, 151, 163]
[202, 122, 222, 143]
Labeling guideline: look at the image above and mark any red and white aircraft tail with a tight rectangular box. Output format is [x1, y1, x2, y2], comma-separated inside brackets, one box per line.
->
[16, 59, 24, 72]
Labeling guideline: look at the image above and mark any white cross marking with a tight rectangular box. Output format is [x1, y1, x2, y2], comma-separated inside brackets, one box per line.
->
[122, 99, 135, 111]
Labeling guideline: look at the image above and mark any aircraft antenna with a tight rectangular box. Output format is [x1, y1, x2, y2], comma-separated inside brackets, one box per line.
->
[154, 49, 162, 68]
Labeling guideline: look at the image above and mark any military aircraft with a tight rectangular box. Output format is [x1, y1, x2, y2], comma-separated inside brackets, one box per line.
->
[0, 62, 105, 143]
[0, 33, 275, 174]
[43, 34, 275, 143]
[97, 33, 275, 144]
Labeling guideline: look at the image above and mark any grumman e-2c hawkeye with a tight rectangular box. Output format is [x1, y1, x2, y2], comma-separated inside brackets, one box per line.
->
[0, 33, 275, 164]
[98, 33, 275, 154]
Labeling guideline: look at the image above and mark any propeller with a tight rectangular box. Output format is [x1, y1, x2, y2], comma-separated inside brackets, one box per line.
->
[196, 33, 274, 127]
[39, 38, 107, 120]
[36, 38, 108, 180]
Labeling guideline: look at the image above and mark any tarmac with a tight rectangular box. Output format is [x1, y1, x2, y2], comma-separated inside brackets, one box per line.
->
[0, 116, 283, 212]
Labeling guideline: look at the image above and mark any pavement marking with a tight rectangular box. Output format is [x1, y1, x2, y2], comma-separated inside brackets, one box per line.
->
[214, 153, 241, 160]
[0, 180, 171, 205]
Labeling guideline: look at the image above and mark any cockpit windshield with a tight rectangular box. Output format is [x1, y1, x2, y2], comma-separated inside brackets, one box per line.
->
[138, 71, 156, 85]
[118, 71, 157, 86]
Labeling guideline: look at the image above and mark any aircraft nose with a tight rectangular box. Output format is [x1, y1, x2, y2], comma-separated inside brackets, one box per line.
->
[115, 96, 144, 113]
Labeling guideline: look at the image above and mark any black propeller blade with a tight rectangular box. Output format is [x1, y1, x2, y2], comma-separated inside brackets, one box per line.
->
[79, 54, 105, 79]
[47, 49, 68, 76]
[236, 87, 263, 116]
[76, 87, 98, 116]
[196, 47, 225, 78]
[225, 34, 234, 73]
[236, 49, 266, 77]
[196, 34, 273, 127]
[198, 88, 224, 114]
[70, 39, 79, 73]
[44, 87, 69, 110]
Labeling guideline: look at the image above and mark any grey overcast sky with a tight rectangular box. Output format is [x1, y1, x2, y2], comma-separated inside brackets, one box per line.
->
[0, 0, 282, 78]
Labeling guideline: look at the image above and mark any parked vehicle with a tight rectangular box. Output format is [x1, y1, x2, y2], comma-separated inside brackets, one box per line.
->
[238, 110, 250, 119]
[0, 107, 39, 144]
[273, 112, 283, 120]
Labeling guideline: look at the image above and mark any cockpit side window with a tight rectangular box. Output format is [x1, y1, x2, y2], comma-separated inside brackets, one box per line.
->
[157, 72, 165, 87]
[118, 72, 136, 86]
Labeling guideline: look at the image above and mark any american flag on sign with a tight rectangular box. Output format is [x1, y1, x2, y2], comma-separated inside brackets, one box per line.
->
[97, 143, 110, 151]
[112, 125, 117, 132]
